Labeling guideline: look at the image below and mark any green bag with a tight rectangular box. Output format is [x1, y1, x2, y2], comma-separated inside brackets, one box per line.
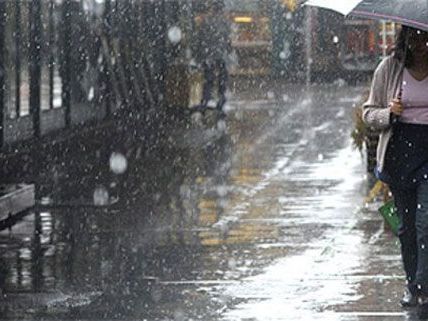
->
[378, 199, 400, 236]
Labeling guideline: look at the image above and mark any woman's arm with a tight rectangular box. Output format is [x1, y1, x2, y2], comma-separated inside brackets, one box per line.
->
[362, 58, 392, 130]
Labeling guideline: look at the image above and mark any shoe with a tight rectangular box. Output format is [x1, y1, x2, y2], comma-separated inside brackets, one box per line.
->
[418, 295, 428, 319]
[400, 288, 418, 307]
[206, 100, 217, 109]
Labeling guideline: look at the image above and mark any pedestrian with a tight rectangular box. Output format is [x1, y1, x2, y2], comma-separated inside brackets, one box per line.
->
[196, 1, 231, 112]
[363, 26, 428, 318]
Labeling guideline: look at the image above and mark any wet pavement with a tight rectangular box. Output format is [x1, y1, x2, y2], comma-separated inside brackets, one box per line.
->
[0, 81, 416, 320]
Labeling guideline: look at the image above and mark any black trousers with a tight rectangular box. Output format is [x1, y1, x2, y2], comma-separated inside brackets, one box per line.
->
[386, 123, 428, 295]
[390, 182, 428, 296]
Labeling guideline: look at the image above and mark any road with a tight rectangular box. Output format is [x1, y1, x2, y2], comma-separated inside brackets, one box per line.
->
[0, 81, 411, 320]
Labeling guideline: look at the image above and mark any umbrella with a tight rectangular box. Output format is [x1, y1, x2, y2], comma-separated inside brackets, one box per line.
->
[304, 0, 428, 32]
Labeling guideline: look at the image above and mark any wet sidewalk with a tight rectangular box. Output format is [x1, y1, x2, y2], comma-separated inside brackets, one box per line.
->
[0, 82, 414, 320]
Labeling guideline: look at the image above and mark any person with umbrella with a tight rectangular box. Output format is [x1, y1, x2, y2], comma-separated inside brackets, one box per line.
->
[363, 26, 428, 317]
[304, 0, 428, 318]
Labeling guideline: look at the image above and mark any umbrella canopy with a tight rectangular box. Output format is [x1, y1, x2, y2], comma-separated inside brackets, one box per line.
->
[304, 0, 428, 31]
[304, 0, 361, 15]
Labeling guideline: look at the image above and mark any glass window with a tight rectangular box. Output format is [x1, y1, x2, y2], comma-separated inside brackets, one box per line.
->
[5, 1, 31, 119]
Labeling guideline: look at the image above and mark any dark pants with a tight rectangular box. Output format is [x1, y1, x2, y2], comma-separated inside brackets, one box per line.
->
[385, 123, 428, 295]
[391, 181, 428, 296]
[201, 59, 228, 108]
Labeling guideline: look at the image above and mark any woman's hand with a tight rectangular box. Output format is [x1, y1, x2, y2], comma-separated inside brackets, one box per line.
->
[389, 98, 404, 116]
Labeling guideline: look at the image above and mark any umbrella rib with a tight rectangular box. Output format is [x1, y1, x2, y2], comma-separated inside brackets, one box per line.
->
[351, 10, 428, 30]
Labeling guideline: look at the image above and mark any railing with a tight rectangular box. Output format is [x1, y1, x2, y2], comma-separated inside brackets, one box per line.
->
[0, 0, 183, 149]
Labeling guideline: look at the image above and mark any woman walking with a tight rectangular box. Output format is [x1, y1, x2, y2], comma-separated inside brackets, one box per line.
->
[363, 26, 428, 319]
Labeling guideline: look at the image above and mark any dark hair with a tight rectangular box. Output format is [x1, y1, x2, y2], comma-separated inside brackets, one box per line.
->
[393, 26, 414, 67]
[393, 26, 428, 67]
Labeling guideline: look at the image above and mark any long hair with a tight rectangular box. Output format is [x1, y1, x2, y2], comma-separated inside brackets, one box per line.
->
[393, 26, 413, 67]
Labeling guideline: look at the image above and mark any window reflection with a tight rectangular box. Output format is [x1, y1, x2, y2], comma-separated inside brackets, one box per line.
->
[41, 0, 63, 111]
[5, 1, 30, 119]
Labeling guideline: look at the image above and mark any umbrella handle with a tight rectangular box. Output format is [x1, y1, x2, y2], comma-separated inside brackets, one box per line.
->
[397, 87, 403, 100]
[391, 55, 408, 125]
[391, 88, 403, 125]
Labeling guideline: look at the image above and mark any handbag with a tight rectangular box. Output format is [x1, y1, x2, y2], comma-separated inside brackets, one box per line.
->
[378, 199, 400, 236]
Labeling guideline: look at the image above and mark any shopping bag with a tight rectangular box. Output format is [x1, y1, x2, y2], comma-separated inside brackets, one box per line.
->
[378, 199, 400, 236]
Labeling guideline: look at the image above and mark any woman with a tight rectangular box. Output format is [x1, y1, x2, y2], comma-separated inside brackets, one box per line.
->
[363, 26, 428, 318]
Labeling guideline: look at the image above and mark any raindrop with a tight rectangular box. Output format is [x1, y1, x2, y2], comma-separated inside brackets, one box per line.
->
[109, 152, 128, 174]
[88, 87, 94, 101]
[267, 91, 275, 99]
[153, 193, 161, 202]
[317, 153, 324, 161]
[334, 78, 346, 87]
[173, 309, 186, 321]
[332, 36, 339, 44]
[280, 42, 291, 60]
[418, 204, 423, 209]
[217, 120, 227, 132]
[217, 221, 229, 234]
[168, 26, 182, 44]
[191, 111, 203, 125]
[422, 244, 426, 250]
[180, 185, 190, 198]
[218, 199, 228, 208]
[217, 185, 228, 198]
[151, 287, 162, 303]
[228, 258, 237, 269]
[207, 100, 217, 108]
[93, 186, 109, 206]
[234, 110, 243, 121]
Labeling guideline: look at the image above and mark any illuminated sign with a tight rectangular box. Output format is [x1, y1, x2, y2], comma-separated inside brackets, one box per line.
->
[234, 16, 253, 23]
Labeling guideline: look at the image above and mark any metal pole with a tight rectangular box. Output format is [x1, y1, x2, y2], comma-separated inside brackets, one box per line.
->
[15, 0, 21, 117]
[62, 0, 72, 127]
[183, 0, 193, 61]
[0, 1, 5, 148]
[48, 0, 54, 110]
[30, 0, 42, 138]
[102, 0, 112, 117]
[305, 6, 313, 86]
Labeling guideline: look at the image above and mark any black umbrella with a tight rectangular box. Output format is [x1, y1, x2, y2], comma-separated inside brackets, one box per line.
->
[305, 0, 428, 31]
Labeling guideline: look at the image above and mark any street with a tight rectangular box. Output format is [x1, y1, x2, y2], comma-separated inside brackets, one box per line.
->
[0, 81, 411, 320]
